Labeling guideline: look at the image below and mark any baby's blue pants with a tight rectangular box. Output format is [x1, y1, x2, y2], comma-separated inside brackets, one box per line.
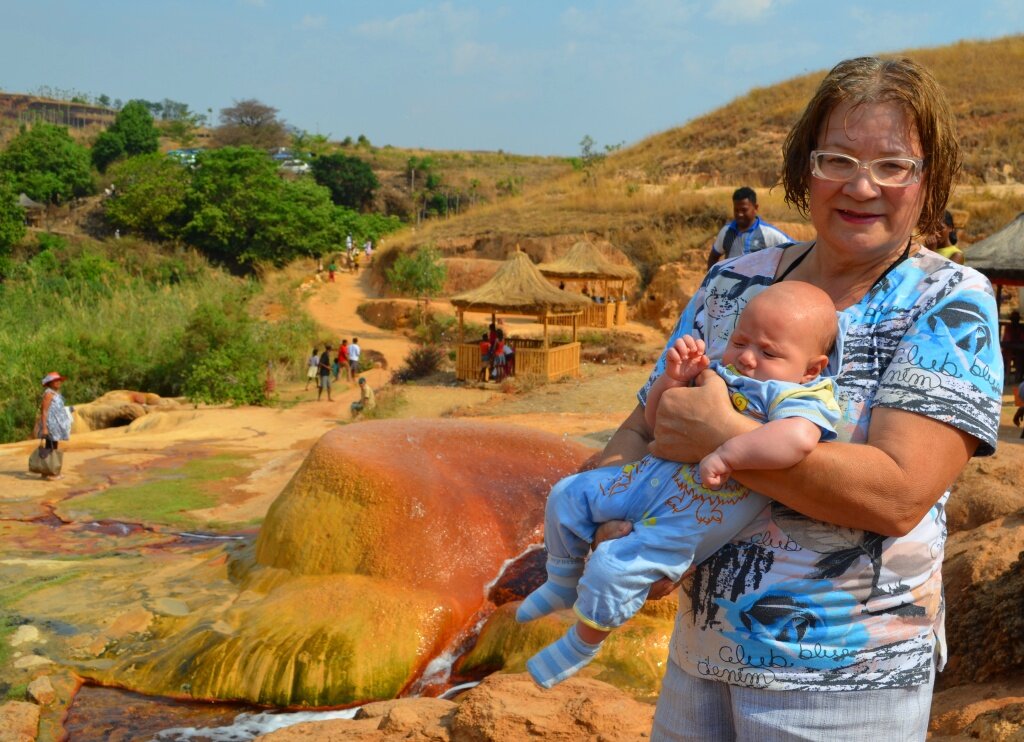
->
[544, 454, 768, 630]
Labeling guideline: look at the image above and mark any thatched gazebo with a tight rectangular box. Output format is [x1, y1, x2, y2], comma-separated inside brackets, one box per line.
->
[17, 193, 45, 227]
[967, 213, 1024, 291]
[538, 240, 639, 327]
[450, 251, 590, 382]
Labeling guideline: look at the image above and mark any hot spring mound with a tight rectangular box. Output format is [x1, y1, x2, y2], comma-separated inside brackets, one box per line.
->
[91, 419, 591, 707]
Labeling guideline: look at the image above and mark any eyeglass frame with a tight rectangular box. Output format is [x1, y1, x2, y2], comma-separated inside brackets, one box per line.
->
[809, 150, 925, 187]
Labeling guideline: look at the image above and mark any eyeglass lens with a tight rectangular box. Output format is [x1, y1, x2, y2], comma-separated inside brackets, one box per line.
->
[812, 152, 919, 186]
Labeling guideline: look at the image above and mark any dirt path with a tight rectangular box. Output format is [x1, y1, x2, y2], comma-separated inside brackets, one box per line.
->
[304, 268, 413, 372]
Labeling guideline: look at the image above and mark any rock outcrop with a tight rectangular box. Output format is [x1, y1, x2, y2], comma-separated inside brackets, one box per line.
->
[257, 672, 656, 741]
[72, 390, 181, 433]
[84, 419, 592, 708]
[633, 263, 703, 332]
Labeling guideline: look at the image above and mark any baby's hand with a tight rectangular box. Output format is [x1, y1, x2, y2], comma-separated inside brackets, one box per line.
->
[665, 335, 710, 384]
[699, 451, 731, 491]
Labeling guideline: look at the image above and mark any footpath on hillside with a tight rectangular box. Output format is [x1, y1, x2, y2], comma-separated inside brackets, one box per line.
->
[274, 265, 414, 415]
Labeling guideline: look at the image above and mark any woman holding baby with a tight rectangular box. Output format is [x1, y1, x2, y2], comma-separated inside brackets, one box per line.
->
[596, 56, 1003, 740]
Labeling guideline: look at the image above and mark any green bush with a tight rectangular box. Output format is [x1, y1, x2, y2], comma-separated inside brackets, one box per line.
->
[412, 311, 458, 345]
[386, 245, 447, 298]
[183, 342, 265, 405]
[0, 239, 314, 442]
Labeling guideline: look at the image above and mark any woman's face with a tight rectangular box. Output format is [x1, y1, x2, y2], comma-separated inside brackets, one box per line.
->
[809, 101, 926, 262]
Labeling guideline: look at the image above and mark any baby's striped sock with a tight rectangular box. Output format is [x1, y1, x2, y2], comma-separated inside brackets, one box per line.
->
[526, 627, 602, 688]
[515, 556, 584, 622]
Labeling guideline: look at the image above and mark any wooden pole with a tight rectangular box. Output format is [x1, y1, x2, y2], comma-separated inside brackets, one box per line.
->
[458, 310, 465, 342]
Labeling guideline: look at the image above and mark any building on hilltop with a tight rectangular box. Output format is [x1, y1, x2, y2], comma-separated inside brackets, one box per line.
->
[0, 93, 116, 130]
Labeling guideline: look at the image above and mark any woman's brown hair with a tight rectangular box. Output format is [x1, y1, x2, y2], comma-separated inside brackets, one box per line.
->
[782, 56, 961, 236]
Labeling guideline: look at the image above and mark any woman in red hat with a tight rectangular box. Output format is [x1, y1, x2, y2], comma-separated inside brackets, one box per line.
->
[35, 372, 73, 480]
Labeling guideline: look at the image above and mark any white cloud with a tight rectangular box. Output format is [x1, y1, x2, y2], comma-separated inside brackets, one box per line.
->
[355, 2, 477, 40]
[707, 0, 778, 24]
[355, 8, 431, 39]
[296, 14, 327, 31]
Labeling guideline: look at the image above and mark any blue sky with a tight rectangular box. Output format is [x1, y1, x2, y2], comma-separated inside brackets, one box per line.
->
[2, 1, 1022, 155]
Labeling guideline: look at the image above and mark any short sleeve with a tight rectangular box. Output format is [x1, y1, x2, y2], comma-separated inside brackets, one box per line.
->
[767, 379, 842, 441]
[874, 282, 1002, 455]
[710, 225, 728, 256]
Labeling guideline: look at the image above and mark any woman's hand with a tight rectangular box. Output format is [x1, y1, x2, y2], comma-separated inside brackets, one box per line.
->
[649, 369, 754, 463]
[591, 520, 682, 600]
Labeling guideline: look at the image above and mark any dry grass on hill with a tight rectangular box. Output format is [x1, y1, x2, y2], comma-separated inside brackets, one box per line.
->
[610, 35, 1024, 189]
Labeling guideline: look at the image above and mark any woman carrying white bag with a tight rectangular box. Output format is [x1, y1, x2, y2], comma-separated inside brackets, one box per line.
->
[31, 371, 73, 480]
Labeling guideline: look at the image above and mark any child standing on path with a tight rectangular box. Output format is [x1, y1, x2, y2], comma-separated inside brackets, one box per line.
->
[517, 281, 841, 688]
[304, 349, 319, 391]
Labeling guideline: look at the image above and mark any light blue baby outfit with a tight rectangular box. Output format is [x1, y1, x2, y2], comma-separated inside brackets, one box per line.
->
[544, 362, 839, 632]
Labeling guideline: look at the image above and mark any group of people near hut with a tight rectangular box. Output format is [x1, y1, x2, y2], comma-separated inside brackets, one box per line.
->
[478, 322, 515, 382]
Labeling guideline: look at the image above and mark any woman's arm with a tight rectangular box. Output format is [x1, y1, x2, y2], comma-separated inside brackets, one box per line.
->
[733, 408, 976, 536]
[594, 403, 652, 469]
[39, 392, 53, 438]
[648, 375, 978, 536]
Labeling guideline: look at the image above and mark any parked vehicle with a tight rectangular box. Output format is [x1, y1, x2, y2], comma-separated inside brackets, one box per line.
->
[279, 159, 311, 174]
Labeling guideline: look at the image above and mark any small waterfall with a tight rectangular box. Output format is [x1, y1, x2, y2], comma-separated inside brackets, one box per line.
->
[407, 542, 543, 695]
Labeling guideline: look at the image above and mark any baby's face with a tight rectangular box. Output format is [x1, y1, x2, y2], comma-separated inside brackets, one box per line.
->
[721, 304, 826, 384]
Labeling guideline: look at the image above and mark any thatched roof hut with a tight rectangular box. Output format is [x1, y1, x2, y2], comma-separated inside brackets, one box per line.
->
[17, 193, 45, 226]
[967, 213, 1024, 288]
[450, 250, 591, 316]
[538, 240, 639, 282]
[537, 240, 638, 327]
[450, 251, 590, 382]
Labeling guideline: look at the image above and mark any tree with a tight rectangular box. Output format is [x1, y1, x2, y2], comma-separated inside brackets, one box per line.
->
[91, 131, 125, 173]
[0, 174, 27, 257]
[104, 154, 190, 240]
[183, 147, 340, 268]
[92, 100, 160, 172]
[116, 101, 161, 156]
[158, 99, 194, 122]
[386, 245, 447, 298]
[0, 123, 93, 203]
[290, 130, 332, 159]
[311, 153, 380, 210]
[214, 99, 287, 149]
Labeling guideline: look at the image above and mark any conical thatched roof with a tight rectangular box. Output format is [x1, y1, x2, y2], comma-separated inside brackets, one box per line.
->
[450, 251, 591, 315]
[17, 193, 44, 210]
[538, 240, 639, 281]
[966, 213, 1024, 285]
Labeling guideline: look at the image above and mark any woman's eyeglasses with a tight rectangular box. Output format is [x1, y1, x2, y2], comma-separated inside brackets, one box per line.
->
[810, 150, 923, 187]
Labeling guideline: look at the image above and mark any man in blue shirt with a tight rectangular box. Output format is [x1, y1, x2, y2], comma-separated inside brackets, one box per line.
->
[705, 186, 792, 270]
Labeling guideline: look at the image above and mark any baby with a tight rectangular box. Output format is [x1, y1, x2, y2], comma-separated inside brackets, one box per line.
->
[516, 281, 841, 688]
